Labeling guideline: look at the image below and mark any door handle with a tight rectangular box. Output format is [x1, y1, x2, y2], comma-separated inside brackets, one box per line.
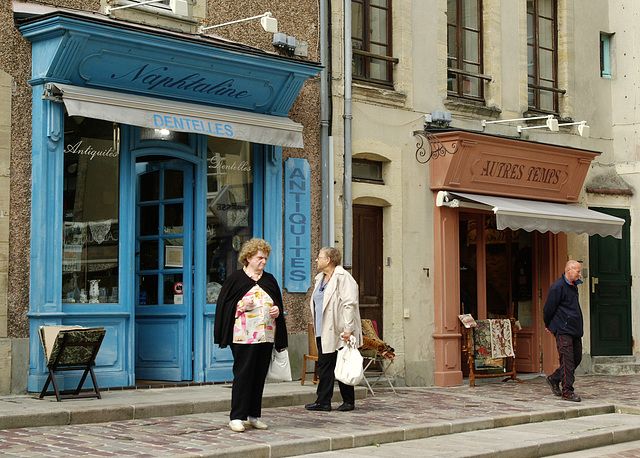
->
[592, 277, 598, 293]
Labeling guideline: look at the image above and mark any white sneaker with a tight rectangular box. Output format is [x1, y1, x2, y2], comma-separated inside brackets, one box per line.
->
[228, 419, 245, 432]
[243, 418, 269, 430]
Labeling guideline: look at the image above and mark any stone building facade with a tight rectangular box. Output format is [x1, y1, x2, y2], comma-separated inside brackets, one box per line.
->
[2, 0, 640, 395]
[328, 0, 638, 386]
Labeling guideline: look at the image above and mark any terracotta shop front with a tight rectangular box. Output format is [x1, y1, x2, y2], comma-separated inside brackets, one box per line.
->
[427, 129, 624, 387]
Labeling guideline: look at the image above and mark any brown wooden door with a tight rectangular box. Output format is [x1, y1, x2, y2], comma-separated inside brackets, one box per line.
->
[352, 205, 384, 336]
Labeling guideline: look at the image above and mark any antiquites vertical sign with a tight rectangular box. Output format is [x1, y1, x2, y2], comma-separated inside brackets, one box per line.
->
[284, 158, 311, 292]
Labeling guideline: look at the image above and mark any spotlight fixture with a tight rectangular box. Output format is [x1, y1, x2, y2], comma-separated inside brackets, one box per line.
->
[557, 120, 590, 138]
[516, 116, 559, 133]
[199, 12, 277, 34]
[481, 115, 555, 129]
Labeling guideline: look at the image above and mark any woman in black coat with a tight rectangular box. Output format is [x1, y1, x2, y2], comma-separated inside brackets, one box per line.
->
[213, 238, 287, 432]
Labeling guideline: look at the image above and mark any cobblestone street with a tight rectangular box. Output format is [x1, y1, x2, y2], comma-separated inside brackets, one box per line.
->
[1, 375, 640, 456]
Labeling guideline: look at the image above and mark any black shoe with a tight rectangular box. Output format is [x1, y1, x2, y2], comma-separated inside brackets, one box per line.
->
[546, 376, 561, 397]
[337, 402, 354, 412]
[562, 392, 581, 402]
[305, 402, 331, 412]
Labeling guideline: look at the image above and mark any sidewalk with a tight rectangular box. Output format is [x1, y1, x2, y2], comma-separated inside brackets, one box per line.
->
[1, 374, 640, 456]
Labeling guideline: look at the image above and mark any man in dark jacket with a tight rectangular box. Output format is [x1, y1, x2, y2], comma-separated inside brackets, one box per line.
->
[543, 260, 584, 402]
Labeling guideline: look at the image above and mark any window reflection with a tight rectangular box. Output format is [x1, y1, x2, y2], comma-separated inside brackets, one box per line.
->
[62, 114, 119, 304]
[206, 138, 253, 304]
[459, 214, 533, 325]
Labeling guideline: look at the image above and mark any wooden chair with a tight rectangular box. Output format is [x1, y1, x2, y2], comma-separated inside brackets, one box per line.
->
[301, 323, 319, 385]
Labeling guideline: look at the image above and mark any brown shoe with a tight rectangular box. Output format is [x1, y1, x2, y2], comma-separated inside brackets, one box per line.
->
[562, 392, 581, 402]
[546, 376, 561, 397]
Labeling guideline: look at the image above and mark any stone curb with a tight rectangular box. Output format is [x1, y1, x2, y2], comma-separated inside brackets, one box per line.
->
[0, 387, 367, 430]
[195, 404, 622, 458]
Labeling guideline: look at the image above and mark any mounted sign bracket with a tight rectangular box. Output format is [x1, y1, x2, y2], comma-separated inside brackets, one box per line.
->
[412, 129, 459, 164]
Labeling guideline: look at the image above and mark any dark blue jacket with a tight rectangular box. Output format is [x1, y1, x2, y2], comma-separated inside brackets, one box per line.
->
[543, 274, 584, 337]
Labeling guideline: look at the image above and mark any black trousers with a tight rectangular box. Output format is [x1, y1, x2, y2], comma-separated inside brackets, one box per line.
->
[549, 333, 582, 395]
[230, 342, 273, 420]
[315, 337, 355, 406]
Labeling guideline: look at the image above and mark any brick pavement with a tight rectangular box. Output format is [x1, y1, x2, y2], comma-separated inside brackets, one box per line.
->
[0, 375, 639, 457]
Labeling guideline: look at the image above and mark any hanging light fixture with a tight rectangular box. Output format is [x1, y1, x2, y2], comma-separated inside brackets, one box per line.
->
[199, 12, 278, 34]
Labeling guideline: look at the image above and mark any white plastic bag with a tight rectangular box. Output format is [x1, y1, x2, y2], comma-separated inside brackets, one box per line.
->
[334, 335, 364, 386]
[267, 348, 292, 382]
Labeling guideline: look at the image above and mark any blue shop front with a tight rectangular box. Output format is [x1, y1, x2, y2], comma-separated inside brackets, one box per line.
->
[19, 8, 320, 391]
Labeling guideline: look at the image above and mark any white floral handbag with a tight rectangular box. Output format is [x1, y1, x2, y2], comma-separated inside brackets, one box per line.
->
[334, 335, 364, 386]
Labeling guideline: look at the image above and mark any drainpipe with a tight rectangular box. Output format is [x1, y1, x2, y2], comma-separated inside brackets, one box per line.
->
[320, 0, 331, 247]
[343, 0, 353, 268]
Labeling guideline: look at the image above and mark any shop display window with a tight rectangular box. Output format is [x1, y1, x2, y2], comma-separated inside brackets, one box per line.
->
[205, 137, 253, 304]
[459, 214, 533, 324]
[62, 114, 119, 304]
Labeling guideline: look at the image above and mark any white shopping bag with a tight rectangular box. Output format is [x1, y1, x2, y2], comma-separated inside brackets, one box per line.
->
[334, 335, 364, 386]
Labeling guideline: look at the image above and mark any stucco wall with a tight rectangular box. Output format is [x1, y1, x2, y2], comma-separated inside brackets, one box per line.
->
[608, 0, 640, 360]
[1, 70, 10, 338]
[1, 0, 33, 343]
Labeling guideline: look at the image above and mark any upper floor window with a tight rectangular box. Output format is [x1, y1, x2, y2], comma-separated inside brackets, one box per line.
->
[352, 0, 395, 86]
[527, 0, 559, 113]
[102, 0, 203, 33]
[447, 0, 486, 102]
[600, 33, 612, 78]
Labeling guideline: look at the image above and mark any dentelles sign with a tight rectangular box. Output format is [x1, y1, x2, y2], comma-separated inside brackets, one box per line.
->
[152, 115, 234, 137]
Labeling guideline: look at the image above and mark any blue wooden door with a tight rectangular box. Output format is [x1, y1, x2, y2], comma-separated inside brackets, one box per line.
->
[135, 160, 193, 381]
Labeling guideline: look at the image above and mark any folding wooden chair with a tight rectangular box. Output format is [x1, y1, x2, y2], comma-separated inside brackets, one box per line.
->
[301, 323, 319, 385]
[360, 319, 397, 396]
[39, 327, 106, 401]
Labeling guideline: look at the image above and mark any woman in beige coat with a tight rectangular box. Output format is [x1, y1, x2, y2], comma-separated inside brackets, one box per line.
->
[305, 247, 362, 412]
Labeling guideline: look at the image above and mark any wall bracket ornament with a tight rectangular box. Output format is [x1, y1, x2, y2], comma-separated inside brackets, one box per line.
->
[413, 130, 458, 164]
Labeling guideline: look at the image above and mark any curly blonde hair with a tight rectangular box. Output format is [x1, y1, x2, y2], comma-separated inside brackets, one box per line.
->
[238, 238, 272, 266]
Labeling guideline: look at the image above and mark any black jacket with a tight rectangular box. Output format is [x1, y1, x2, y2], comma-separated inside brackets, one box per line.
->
[543, 274, 584, 337]
[213, 269, 288, 350]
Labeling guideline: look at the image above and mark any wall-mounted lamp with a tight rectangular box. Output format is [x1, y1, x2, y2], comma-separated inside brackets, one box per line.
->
[482, 115, 556, 130]
[517, 115, 559, 133]
[557, 120, 590, 138]
[199, 12, 277, 34]
[105, 0, 188, 16]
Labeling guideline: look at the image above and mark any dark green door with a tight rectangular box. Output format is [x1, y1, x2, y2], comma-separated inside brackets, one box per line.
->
[589, 208, 631, 356]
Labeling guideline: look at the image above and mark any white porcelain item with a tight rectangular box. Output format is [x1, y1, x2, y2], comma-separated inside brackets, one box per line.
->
[89, 279, 100, 303]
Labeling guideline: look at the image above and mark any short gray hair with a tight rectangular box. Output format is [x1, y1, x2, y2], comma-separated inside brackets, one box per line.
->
[320, 246, 342, 266]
